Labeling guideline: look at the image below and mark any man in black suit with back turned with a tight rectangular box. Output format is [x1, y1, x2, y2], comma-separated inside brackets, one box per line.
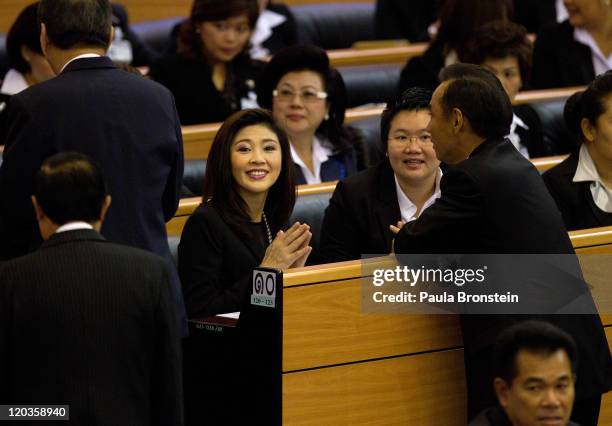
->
[0, 152, 182, 425]
[0, 0, 183, 264]
[393, 63, 611, 426]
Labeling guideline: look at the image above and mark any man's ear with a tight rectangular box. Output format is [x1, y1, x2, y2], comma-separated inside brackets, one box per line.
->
[107, 26, 115, 51]
[451, 107, 464, 135]
[31, 195, 46, 222]
[40, 23, 49, 57]
[581, 117, 596, 143]
[99, 195, 112, 222]
[493, 377, 511, 408]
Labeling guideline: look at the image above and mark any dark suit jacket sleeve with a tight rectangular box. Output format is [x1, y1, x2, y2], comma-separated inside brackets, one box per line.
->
[178, 210, 251, 317]
[0, 96, 48, 259]
[394, 167, 483, 253]
[162, 96, 184, 222]
[319, 181, 362, 262]
[152, 264, 183, 426]
[0, 266, 8, 402]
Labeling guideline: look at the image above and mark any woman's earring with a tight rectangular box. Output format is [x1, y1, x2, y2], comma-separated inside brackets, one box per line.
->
[324, 113, 330, 120]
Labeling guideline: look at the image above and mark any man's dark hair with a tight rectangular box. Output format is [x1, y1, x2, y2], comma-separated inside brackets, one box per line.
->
[380, 87, 432, 149]
[6, 2, 43, 74]
[34, 152, 108, 224]
[463, 20, 533, 83]
[203, 108, 295, 236]
[432, 0, 513, 57]
[38, 0, 112, 50]
[493, 320, 578, 386]
[438, 63, 513, 139]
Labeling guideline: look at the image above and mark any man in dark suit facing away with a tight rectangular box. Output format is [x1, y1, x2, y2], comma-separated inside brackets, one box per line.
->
[0, 153, 183, 425]
[393, 63, 611, 426]
[0, 0, 183, 263]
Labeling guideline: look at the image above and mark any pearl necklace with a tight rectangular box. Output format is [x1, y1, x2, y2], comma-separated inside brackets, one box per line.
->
[262, 212, 273, 245]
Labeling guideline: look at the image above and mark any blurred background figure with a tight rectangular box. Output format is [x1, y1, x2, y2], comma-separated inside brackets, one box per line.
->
[531, 0, 612, 89]
[149, 0, 263, 124]
[543, 71, 612, 230]
[249, 0, 297, 59]
[1, 2, 54, 102]
[464, 20, 552, 158]
[257, 45, 361, 184]
[107, 3, 161, 66]
[396, 0, 513, 93]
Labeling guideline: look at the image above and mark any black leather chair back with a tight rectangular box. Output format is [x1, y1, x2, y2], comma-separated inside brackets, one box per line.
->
[291, 3, 375, 49]
[530, 100, 575, 155]
[339, 64, 401, 107]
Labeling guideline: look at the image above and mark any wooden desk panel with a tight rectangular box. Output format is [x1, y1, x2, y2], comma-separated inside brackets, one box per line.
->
[283, 349, 467, 425]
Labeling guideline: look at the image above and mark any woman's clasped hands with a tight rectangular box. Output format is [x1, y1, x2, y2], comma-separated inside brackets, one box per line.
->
[260, 222, 312, 269]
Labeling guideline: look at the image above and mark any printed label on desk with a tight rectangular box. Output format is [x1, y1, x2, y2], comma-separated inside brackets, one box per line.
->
[251, 269, 277, 308]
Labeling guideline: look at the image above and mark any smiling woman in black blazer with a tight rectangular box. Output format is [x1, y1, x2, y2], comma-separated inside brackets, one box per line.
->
[543, 72, 612, 230]
[178, 108, 311, 425]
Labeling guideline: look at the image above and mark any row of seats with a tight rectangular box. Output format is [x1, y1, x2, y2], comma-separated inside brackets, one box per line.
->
[0, 97, 569, 197]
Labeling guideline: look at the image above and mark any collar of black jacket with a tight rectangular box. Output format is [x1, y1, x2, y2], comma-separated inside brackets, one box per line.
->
[62, 56, 116, 74]
[40, 228, 106, 250]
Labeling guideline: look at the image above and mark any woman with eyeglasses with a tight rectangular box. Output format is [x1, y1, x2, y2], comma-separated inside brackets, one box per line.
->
[319, 88, 442, 263]
[149, 0, 263, 124]
[257, 45, 360, 184]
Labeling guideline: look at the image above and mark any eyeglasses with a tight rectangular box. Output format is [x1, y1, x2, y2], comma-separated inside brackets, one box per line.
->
[388, 134, 433, 145]
[273, 88, 328, 103]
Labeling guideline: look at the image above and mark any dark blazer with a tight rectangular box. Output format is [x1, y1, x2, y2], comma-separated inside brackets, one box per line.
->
[374, 0, 439, 42]
[543, 152, 612, 230]
[394, 138, 612, 415]
[294, 147, 359, 185]
[512, 0, 557, 34]
[178, 202, 266, 318]
[320, 160, 401, 262]
[0, 229, 182, 426]
[0, 56, 183, 263]
[513, 104, 552, 158]
[149, 53, 265, 125]
[178, 202, 274, 425]
[261, 4, 298, 55]
[530, 20, 596, 89]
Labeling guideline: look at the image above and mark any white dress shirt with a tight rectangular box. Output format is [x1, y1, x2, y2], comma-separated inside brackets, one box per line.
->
[507, 113, 531, 159]
[573, 144, 612, 213]
[290, 136, 334, 185]
[60, 53, 102, 73]
[55, 221, 94, 234]
[250, 9, 287, 59]
[394, 169, 442, 222]
[0, 69, 29, 95]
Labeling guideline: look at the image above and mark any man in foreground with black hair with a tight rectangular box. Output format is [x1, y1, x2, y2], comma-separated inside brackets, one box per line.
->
[0, 152, 183, 425]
